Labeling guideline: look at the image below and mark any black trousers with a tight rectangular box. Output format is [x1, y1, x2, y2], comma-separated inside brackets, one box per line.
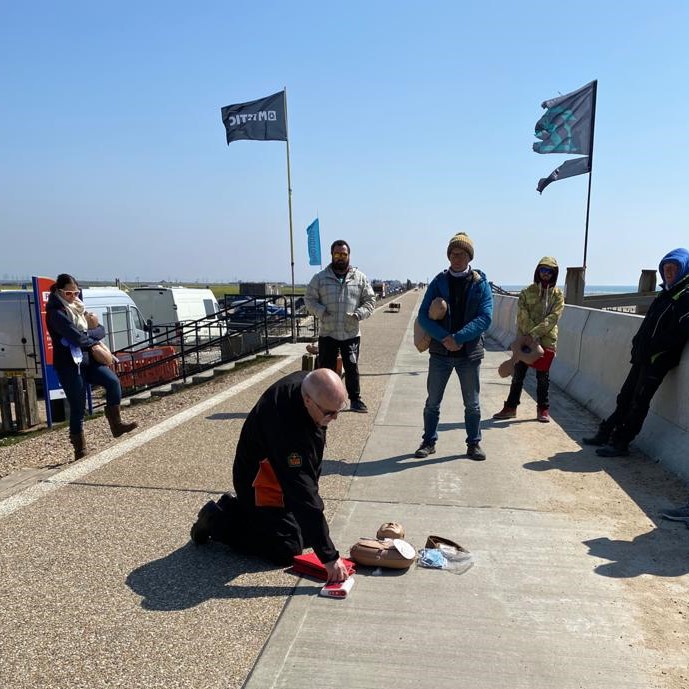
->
[318, 335, 362, 401]
[600, 363, 665, 447]
[208, 494, 305, 566]
[505, 361, 550, 408]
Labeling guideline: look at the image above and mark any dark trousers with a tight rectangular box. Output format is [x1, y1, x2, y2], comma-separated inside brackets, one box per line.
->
[55, 363, 122, 434]
[601, 363, 665, 447]
[505, 361, 550, 408]
[209, 494, 305, 566]
[318, 335, 362, 401]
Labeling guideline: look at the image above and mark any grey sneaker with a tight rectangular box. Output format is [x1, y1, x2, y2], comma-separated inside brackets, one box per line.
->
[660, 504, 689, 522]
[467, 443, 486, 461]
[414, 443, 436, 458]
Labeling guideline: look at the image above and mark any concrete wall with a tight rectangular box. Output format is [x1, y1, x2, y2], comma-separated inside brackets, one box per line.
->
[489, 294, 689, 483]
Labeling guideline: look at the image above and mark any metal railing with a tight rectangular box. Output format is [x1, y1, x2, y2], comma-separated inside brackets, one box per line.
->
[88, 295, 316, 406]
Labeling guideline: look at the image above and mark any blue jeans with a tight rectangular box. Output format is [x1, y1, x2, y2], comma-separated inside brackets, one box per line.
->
[422, 354, 482, 446]
[55, 363, 122, 434]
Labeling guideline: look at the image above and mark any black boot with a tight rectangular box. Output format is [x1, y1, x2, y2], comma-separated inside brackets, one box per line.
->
[69, 432, 87, 461]
[582, 423, 611, 446]
[105, 405, 138, 438]
[190, 501, 224, 545]
[596, 443, 630, 457]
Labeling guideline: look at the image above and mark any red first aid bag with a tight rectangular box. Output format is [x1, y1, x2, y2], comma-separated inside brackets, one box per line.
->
[291, 552, 356, 581]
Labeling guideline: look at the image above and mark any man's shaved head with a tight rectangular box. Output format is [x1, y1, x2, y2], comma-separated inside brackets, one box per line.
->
[302, 368, 348, 425]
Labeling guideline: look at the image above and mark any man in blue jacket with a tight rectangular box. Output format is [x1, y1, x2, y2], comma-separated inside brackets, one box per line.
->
[415, 232, 493, 460]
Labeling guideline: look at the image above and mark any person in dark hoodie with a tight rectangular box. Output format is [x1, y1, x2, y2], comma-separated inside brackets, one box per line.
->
[583, 248, 689, 458]
[493, 257, 565, 423]
[414, 232, 493, 461]
[46, 273, 137, 461]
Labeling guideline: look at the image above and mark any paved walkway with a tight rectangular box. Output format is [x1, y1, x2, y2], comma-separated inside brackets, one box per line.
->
[1, 290, 688, 689]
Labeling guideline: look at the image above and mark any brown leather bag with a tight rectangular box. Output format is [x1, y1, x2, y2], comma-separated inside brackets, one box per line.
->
[349, 537, 416, 569]
[90, 341, 115, 367]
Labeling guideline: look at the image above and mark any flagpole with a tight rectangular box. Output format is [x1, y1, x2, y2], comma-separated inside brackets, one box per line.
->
[283, 87, 297, 342]
[582, 80, 598, 271]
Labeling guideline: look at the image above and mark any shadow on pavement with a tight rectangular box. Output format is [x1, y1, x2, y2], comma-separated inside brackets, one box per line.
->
[126, 542, 311, 611]
[524, 447, 689, 576]
[583, 527, 689, 578]
[323, 452, 457, 477]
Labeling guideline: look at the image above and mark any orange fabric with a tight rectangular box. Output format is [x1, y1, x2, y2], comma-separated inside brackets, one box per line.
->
[252, 459, 285, 508]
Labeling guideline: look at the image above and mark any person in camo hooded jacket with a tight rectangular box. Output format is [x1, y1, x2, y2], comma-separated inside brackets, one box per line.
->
[493, 256, 564, 423]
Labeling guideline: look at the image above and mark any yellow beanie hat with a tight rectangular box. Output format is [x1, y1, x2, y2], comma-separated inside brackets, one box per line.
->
[447, 232, 474, 261]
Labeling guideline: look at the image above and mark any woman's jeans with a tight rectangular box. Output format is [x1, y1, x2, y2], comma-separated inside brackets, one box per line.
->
[422, 354, 482, 446]
[55, 363, 122, 434]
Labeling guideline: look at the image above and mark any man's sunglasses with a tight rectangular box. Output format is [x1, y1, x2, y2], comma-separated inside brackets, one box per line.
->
[538, 267, 554, 274]
[309, 396, 346, 420]
[332, 251, 349, 259]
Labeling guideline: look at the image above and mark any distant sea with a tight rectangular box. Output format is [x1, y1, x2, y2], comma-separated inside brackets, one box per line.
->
[501, 284, 642, 295]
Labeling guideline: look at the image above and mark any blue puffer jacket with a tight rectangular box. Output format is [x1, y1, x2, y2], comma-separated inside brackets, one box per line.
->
[418, 269, 493, 360]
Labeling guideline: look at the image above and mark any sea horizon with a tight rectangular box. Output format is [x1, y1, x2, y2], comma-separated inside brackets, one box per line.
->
[499, 284, 648, 296]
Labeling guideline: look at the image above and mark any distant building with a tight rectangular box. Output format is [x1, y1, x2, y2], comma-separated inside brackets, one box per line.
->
[239, 282, 281, 296]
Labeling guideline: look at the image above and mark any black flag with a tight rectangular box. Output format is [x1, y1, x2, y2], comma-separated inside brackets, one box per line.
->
[537, 156, 590, 194]
[221, 91, 287, 144]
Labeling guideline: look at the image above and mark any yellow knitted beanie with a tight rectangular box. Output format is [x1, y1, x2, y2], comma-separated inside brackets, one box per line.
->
[447, 232, 474, 260]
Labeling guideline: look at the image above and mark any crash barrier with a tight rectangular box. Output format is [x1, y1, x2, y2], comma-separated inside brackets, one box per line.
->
[489, 295, 689, 483]
[0, 374, 40, 431]
[113, 346, 180, 391]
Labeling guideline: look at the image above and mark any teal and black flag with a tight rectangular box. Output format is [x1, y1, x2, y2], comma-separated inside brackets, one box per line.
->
[306, 218, 321, 266]
[533, 81, 595, 155]
[221, 91, 287, 144]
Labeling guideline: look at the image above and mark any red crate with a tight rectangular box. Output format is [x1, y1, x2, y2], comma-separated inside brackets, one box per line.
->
[113, 346, 179, 390]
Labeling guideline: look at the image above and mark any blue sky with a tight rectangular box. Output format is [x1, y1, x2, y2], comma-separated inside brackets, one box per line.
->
[2, 1, 687, 288]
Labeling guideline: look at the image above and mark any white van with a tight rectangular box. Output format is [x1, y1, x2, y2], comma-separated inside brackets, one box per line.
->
[129, 286, 225, 342]
[0, 287, 148, 375]
[80, 288, 148, 352]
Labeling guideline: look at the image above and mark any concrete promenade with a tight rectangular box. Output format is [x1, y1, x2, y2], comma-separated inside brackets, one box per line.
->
[1, 289, 688, 689]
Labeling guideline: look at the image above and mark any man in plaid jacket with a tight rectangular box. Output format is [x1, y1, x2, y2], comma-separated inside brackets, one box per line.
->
[305, 239, 376, 413]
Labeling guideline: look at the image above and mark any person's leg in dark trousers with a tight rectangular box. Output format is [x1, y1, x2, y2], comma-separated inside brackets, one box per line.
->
[85, 363, 137, 437]
[340, 336, 362, 404]
[609, 366, 665, 449]
[54, 364, 88, 459]
[84, 363, 122, 406]
[536, 369, 550, 408]
[317, 336, 340, 372]
[505, 361, 528, 408]
[194, 496, 304, 566]
[55, 365, 87, 434]
[595, 364, 642, 440]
